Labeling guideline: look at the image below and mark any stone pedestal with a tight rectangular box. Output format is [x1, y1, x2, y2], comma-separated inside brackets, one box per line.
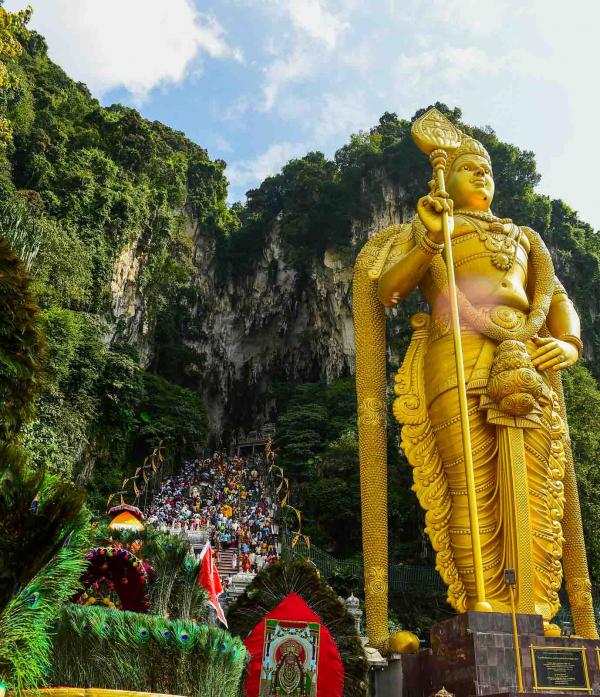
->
[369, 612, 600, 697]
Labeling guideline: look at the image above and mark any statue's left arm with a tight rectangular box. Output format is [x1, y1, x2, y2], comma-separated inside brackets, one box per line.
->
[546, 282, 582, 349]
[531, 283, 583, 370]
[525, 231, 583, 371]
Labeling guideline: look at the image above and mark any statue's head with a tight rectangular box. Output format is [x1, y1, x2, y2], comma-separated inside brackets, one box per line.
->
[445, 136, 494, 211]
[281, 640, 301, 657]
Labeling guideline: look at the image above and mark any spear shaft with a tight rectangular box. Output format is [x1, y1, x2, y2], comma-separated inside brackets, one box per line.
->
[430, 147, 491, 612]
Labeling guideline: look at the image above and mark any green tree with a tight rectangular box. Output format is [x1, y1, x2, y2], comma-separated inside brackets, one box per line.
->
[0, 18, 217, 499]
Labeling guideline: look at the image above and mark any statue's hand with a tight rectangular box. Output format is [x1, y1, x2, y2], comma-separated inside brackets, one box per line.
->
[530, 336, 578, 372]
[417, 187, 453, 244]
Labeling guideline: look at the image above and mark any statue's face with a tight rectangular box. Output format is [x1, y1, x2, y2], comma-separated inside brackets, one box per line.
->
[446, 154, 494, 211]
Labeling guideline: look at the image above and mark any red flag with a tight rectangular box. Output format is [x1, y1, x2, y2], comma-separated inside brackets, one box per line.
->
[198, 542, 227, 627]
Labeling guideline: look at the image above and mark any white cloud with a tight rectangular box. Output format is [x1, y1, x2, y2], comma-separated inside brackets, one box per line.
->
[6, 0, 242, 103]
[283, 0, 347, 50]
[262, 49, 315, 111]
[313, 91, 377, 142]
[223, 96, 251, 121]
[260, 0, 348, 110]
[421, 0, 518, 38]
[394, 45, 503, 93]
[274, 93, 314, 122]
[227, 141, 307, 191]
[212, 134, 234, 154]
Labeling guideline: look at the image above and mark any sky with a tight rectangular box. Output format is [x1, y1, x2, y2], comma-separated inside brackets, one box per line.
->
[5, 0, 600, 230]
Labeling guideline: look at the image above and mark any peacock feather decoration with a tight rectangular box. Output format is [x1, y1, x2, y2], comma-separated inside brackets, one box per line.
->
[51, 604, 247, 697]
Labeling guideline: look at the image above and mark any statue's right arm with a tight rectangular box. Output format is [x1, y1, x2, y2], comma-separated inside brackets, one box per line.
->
[378, 192, 450, 306]
[377, 237, 435, 306]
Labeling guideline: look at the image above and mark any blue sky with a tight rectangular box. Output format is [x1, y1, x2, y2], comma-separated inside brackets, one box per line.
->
[6, 0, 600, 229]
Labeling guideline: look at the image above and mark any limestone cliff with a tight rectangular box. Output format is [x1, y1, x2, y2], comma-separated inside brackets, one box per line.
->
[102, 163, 427, 439]
[107, 164, 600, 441]
[182, 215, 357, 438]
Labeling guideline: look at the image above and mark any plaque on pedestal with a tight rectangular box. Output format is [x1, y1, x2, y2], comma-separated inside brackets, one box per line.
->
[531, 646, 590, 692]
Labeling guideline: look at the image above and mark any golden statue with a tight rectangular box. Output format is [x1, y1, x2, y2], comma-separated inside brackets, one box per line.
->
[353, 108, 597, 653]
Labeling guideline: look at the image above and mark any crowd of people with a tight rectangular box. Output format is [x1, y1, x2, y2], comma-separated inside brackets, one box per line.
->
[145, 452, 280, 575]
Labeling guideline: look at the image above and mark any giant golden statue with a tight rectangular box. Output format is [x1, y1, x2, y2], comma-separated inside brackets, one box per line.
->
[353, 108, 597, 653]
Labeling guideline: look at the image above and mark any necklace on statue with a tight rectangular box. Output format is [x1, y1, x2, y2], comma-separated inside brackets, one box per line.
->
[454, 209, 512, 224]
[454, 209, 519, 271]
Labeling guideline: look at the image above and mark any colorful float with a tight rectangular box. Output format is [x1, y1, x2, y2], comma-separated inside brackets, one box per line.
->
[75, 505, 150, 612]
[227, 560, 368, 697]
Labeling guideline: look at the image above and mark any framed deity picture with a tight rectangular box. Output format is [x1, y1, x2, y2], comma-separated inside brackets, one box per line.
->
[258, 618, 321, 696]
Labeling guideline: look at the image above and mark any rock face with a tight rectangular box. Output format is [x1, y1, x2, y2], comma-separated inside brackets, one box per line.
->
[107, 169, 597, 440]
[187, 220, 356, 438]
[184, 175, 418, 439]
[110, 236, 152, 362]
[105, 174, 409, 439]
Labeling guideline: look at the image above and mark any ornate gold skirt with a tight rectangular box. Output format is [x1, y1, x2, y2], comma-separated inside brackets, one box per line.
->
[395, 315, 566, 622]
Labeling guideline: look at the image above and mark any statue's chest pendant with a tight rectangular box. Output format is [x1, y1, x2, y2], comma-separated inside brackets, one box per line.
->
[475, 221, 519, 271]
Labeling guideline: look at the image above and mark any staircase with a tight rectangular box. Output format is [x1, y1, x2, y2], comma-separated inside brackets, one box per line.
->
[227, 572, 255, 604]
[216, 548, 238, 581]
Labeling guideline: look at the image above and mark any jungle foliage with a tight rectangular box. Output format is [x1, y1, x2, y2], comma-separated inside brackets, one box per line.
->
[0, 12, 212, 502]
[0, 17, 92, 683]
[272, 379, 421, 563]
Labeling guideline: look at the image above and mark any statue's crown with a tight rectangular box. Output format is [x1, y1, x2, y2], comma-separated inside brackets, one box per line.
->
[445, 136, 491, 173]
[412, 107, 491, 173]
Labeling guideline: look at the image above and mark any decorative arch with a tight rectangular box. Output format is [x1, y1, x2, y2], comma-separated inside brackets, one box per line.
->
[75, 546, 150, 613]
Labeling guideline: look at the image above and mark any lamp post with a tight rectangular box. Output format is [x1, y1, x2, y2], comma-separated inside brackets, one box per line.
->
[505, 568, 524, 693]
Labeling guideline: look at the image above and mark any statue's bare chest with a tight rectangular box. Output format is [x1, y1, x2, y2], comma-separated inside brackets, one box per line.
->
[420, 217, 531, 312]
[450, 218, 529, 279]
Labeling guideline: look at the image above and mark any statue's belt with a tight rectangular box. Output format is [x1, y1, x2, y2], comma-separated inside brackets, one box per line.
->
[422, 306, 551, 424]
[428, 305, 529, 344]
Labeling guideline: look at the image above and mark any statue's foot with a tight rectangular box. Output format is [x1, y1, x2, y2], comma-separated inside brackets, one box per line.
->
[388, 630, 420, 654]
[544, 622, 561, 637]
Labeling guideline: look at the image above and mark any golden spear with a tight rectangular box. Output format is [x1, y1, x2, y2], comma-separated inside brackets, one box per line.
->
[412, 107, 492, 612]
